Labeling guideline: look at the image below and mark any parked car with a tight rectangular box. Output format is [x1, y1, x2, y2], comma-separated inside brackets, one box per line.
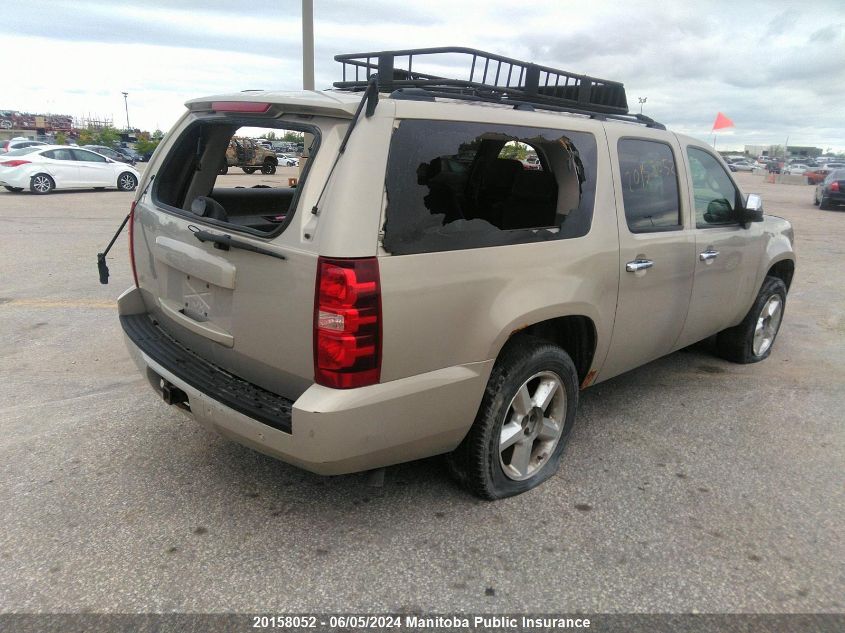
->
[805, 168, 831, 185]
[1, 139, 46, 153]
[82, 145, 136, 165]
[219, 137, 278, 174]
[728, 160, 756, 172]
[0, 145, 139, 193]
[522, 155, 542, 170]
[783, 164, 808, 176]
[814, 168, 845, 209]
[117, 146, 143, 163]
[117, 47, 795, 499]
[276, 153, 299, 167]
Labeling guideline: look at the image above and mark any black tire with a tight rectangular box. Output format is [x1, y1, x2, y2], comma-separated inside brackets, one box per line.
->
[819, 196, 832, 210]
[242, 167, 256, 174]
[261, 160, 276, 175]
[716, 276, 787, 364]
[3, 186, 23, 192]
[218, 165, 229, 175]
[30, 173, 54, 194]
[117, 172, 137, 191]
[447, 335, 579, 499]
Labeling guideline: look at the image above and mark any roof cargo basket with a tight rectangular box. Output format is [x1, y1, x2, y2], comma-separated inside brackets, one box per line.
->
[334, 46, 631, 116]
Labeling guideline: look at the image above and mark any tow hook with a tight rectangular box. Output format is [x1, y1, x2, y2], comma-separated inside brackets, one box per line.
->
[160, 379, 189, 407]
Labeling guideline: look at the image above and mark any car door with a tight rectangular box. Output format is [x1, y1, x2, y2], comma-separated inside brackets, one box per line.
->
[70, 148, 113, 186]
[41, 148, 80, 187]
[675, 143, 766, 347]
[599, 131, 696, 380]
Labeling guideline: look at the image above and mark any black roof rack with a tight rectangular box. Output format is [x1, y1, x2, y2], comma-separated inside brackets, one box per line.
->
[334, 47, 665, 129]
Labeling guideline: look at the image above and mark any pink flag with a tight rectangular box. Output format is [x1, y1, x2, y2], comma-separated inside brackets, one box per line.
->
[712, 112, 735, 131]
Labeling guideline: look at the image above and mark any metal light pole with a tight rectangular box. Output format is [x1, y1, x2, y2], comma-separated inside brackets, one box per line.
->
[638, 96, 647, 114]
[122, 92, 130, 130]
[302, 0, 314, 91]
[300, 0, 315, 176]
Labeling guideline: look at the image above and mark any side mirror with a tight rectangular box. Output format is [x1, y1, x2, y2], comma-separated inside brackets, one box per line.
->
[737, 193, 764, 223]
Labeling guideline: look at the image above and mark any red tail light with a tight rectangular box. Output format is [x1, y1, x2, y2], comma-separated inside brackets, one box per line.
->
[0, 160, 31, 167]
[128, 200, 139, 287]
[314, 257, 381, 389]
[830, 181, 840, 192]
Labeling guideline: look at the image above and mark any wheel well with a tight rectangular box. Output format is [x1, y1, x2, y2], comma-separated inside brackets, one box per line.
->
[767, 259, 795, 291]
[511, 315, 597, 383]
[264, 156, 278, 164]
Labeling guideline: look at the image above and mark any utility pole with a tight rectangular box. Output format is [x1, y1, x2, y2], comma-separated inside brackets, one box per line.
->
[638, 96, 647, 114]
[122, 92, 130, 130]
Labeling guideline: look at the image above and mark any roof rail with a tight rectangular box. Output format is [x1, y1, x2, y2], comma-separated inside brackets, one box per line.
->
[334, 47, 664, 128]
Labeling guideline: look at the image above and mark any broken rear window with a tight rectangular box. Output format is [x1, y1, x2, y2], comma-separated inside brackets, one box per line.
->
[383, 120, 597, 255]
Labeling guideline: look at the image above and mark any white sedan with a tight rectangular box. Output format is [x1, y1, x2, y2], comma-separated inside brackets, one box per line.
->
[0, 145, 140, 194]
[783, 164, 808, 176]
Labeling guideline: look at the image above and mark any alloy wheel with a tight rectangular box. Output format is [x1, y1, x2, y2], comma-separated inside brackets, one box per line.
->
[498, 371, 566, 481]
[753, 294, 783, 356]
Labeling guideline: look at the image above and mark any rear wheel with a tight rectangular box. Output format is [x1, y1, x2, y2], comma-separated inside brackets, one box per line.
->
[716, 276, 787, 363]
[242, 167, 256, 174]
[218, 165, 229, 175]
[819, 196, 832, 210]
[3, 186, 23, 192]
[118, 172, 137, 191]
[30, 173, 54, 194]
[447, 335, 578, 499]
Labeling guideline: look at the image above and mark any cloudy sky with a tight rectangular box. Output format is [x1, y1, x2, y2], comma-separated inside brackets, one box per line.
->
[4, 0, 844, 151]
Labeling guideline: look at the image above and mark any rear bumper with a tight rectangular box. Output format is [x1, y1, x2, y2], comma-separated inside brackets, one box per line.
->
[822, 191, 845, 205]
[118, 287, 492, 475]
[0, 171, 29, 188]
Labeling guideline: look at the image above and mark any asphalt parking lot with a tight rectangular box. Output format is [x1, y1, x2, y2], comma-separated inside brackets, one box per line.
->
[0, 170, 842, 613]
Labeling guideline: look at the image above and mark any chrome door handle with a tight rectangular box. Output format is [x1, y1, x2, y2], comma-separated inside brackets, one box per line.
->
[699, 249, 720, 261]
[625, 258, 654, 272]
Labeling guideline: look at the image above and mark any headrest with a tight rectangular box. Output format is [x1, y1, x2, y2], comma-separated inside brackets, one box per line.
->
[191, 196, 229, 222]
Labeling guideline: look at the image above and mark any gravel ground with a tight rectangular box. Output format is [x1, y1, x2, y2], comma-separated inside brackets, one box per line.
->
[0, 170, 842, 614]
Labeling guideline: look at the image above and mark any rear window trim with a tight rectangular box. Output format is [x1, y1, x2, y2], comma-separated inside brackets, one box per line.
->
[150, 115, 322, 239]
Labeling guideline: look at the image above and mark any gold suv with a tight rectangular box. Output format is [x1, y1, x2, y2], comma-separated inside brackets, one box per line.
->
[116, 48, 795, 498]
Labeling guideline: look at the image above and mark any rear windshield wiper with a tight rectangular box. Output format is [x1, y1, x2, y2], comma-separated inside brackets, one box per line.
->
[191, 228, 287, 260]
[311, 74, 379, 216]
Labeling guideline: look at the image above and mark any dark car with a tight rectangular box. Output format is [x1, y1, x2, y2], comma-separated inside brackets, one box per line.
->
[814, 169, 845, 210]
[82, 145, 136, 165]
[117, 146, 142, 163]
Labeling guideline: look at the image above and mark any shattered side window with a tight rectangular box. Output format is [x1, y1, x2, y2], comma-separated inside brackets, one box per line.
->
[383, 120, 597, 255]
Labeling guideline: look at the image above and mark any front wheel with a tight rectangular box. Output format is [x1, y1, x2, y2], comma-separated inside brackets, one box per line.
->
[447, 335, 579, 499]
[716, 276, 787, 363]
[3, 186, 23, 192]
[30, 173, 54, 194]
[261, 161, 276, 175]
[117, 172, 137, 191]
[819, 196, 832, 210]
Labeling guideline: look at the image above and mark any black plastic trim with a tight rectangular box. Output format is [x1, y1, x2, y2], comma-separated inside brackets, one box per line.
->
[121, 314, 293, 434]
